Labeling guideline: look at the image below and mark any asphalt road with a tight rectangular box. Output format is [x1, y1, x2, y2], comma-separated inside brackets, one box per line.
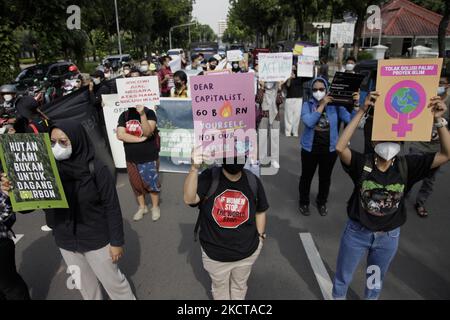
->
[12, 122, 450, 300]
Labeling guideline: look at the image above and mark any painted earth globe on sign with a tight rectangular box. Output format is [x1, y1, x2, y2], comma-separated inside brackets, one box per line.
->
[391, 87, 420, 114]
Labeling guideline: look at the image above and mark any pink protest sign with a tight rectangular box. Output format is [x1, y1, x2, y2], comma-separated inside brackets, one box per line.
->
[116, 76, 160, 108]
[190, 72, 256, 159]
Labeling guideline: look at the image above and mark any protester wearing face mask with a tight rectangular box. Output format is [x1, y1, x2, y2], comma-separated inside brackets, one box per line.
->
[341, 56, 357, 73]
[231, 61, 241, 73]
[157, 56, 173, 97]
[333, 92, 450, 300]
[1, 121, 136, 300]
[186, 54, 203, 72]
[171, 70, 188, 98]
[184, 148, 269, 300]
[122, 63, 132, 78]
[299, 77, 358, 216]
[208, 57, 219, 71]
[0, 84, 18, 119]
[140, 58, 152, 76]
[408, 75, 450, 217]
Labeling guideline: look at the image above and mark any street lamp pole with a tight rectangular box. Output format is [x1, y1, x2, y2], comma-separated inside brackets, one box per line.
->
[169, 22, 197, 49]
[114, 0, 122, 56]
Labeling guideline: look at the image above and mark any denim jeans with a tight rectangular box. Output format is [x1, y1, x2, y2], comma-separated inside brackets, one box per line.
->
[332, 219, 400, 300]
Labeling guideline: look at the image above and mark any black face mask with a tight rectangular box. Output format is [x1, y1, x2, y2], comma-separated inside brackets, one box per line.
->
[222, 157, 246, 175]
[210, 65, 217, 70]
[223, 163, 245, 175]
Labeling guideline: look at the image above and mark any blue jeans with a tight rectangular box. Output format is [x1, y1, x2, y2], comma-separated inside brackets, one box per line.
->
[332, 219, 400, 300]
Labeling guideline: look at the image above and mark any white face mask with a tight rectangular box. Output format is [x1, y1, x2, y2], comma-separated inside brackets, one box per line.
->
[93, 78, 101, 85]
[313, 91, 326, 101]
[374, 142, 400, 161]
[437, 86, 446, 96]
[140, 65, 149, 73]
[345, 63, 355, 71]
[3, 94, 13, 102]
[52, 143, 72, 161]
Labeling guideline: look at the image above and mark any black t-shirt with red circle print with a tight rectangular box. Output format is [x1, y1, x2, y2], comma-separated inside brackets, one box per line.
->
[196, 168, 269, 262]
[117, 107, 158, 163]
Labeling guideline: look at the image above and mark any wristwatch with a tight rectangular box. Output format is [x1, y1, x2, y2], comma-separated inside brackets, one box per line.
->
[434, 118, 448, 129]
[259, 233, 266, 240]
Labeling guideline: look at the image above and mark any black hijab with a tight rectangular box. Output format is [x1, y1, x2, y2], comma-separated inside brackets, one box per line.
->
[50, 120, 95, 182]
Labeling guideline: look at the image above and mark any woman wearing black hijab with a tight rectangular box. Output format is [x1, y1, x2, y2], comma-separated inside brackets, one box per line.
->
[1, 120, 135, 299]
[47, 121, 135, 300]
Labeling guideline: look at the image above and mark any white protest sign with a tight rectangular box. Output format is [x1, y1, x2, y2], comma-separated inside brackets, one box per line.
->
[258, 52, 293, 82]
[102, 94, 127, 169]
[303, 47, 320, 60]
[227, 50, 244, 62]
[116, 76, 160, 108]
[297, 56, 316, 78]
[330, 23, 355, 44]
[169, 56, 182, 73]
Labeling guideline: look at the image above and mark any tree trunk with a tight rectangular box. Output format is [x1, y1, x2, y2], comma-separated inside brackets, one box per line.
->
[438, 2, 449, 58]
[295, 10, 304, 40]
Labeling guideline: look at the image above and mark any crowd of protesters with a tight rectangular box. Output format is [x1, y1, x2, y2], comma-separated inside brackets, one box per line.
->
[1, 47, 450, 302]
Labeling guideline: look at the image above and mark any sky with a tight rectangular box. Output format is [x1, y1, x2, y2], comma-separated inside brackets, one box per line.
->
[192, 0, 230, 35]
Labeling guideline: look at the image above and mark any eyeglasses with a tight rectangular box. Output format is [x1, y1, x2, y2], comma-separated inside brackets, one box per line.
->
[312, 88, 326, 92]
[51, 139, 71, 148]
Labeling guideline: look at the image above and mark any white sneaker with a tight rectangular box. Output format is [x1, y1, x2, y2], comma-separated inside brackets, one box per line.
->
[133, 206, 148, 221]
[151, 207, 161, 222]
[41, 225, 52, 232]
[272, 161, 280, 169]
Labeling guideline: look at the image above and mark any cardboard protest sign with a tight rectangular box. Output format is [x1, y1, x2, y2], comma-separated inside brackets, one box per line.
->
[169, 56, 182, 73]
[102, 94, 127, 169]
[258, 52, 293, 82]
[227, 50, 244, 62]
[297, 56, 316, 78]
[0, 133, 68, 211]
[116, 76, 160, 108]
[157, 98, 194, 173]
[205, 69, 232, 76]
[190, 72, 256, 159]
[372, 58, 443, 141]
[330, 23, 355, 44]
[303, 47, 320, 60]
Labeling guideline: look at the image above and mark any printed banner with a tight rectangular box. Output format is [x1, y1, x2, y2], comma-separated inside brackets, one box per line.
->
[116, 76, 160, 108]
[0, 133, 68, 211]
[190, 73, 256, 159]
[157, 98, 195, 173]
[372, 58, 443, 141]
[258, 52, 293, 82]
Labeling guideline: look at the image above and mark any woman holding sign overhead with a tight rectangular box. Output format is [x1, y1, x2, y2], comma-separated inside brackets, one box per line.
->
[298, 77, 358, 217]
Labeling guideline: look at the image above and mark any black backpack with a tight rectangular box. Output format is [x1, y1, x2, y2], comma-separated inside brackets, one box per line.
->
[194, 167, 259, 242]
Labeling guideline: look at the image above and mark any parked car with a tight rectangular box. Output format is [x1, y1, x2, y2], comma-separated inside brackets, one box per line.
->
[14, 61, 80, 94]
[102, 54, 132, 71]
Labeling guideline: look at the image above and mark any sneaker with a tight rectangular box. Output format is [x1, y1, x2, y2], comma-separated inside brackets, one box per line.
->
[151, 206, 161, 221]
[133, 206, 148, 221]
[272, 161, 280, 169]
[41, 225, 52, 232]
[317, 204, 328, 216]
[298, 204, 310, 216]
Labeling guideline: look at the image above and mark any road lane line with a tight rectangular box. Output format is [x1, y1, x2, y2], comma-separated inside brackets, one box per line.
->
[299, 232, 333, 300]
[13, 234, 24, 245]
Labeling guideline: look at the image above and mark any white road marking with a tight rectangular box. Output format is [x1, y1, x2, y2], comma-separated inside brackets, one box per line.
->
[13, 234, 24, 245]
[299, 232, 334, 300]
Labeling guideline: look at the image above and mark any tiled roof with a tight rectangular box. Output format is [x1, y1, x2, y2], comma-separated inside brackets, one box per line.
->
[363, 0, 450, 37]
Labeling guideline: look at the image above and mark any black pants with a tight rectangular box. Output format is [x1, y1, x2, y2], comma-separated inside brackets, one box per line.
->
[299, 149, 337, 206]
[0, 238, 30, 300]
